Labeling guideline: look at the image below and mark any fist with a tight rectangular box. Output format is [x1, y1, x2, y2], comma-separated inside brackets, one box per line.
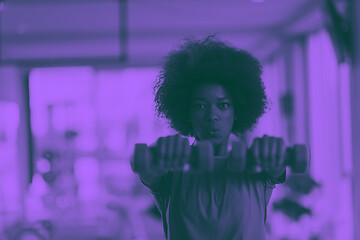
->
[154, 134, 191, 172]
[250, 134, 286, 177]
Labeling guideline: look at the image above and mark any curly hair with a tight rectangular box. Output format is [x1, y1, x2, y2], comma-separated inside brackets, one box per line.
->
[154, 35, 268, 136]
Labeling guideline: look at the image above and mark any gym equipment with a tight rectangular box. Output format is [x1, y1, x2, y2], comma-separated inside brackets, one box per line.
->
[13, 220, 53, 240]
[227, 142, 309, 174]
[131, 141, 309, 174]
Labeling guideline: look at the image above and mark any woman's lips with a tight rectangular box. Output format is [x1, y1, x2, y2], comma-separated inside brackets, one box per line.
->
[209, 128, 219, 134]
[206, 128, 221, 138]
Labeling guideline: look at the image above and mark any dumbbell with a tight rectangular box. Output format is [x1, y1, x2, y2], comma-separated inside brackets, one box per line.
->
[227, 141, 309, 173]
[131, 142, 219, 173]
[131, 141, 309, 174]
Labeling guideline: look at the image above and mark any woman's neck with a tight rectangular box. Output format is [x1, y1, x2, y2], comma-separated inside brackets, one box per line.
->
[212, 140, 229, 157]
[194, 137, 229, 157]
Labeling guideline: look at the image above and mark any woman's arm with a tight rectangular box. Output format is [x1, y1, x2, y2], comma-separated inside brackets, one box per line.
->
[138, 171, 167, 190]
[137, 134, 189, 188]
[266, 166, 286, 180]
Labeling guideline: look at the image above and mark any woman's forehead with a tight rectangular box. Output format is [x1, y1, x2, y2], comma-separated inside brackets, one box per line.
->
[191, 84, 232, 99]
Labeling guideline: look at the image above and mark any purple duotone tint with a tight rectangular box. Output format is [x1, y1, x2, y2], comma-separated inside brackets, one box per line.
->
[0, 1, 358, 239]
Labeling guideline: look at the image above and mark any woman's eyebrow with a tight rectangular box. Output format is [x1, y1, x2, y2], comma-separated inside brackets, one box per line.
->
[192, 97, 231, 101]
[217, 97, 231, 100]
[192, 98, 206, 101]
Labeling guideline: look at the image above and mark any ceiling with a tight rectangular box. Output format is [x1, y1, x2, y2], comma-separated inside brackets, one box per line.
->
[0, 0, 326, 67]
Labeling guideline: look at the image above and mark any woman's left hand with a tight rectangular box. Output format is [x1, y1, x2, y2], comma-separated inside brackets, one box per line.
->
[250, 134, 286, 178]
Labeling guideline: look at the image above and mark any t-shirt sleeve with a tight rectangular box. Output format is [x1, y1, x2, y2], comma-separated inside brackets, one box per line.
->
[264, 170, 286, 206]
[140, 172, 173, 195]
[265, 169, 287, 189]
[263, 170, 286, 223]
[140, 172, 173, 212]
[140, 172, 173, 239]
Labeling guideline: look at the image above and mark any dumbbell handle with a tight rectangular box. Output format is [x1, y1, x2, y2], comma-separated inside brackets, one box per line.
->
[225, 146, 304, 173]
[131, 144, 205, 173]
[131, 142, 309, 173]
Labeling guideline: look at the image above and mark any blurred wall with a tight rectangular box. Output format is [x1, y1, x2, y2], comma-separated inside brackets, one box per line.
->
[0, 67, 29, 228]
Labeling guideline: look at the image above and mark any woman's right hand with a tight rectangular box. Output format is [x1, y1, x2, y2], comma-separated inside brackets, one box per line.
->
[153, 134, 191, 172]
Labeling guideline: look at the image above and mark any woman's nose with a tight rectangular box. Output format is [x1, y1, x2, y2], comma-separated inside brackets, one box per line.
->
[206, 105, 220, 121]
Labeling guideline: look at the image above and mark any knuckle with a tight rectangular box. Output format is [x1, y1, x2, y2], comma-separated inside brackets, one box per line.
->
[157, 136, 164, 144]
[252, 138, 259, 148]
[279, 138, 286, 147]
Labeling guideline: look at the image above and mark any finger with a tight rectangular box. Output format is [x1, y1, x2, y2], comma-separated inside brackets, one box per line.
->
[251, 138, 261, 167]
[260, 135, 270, 170]
[165, 135, 175, 170]
[181, 137, 191, 170]
[173, 134, 183, 170]
[276, 138, 286, 168]
[269, 137, 278, 168]
[156, 137, 166, 168]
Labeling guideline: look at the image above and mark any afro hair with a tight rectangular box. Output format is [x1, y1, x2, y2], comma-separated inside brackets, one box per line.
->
[154, 35, 269, 136]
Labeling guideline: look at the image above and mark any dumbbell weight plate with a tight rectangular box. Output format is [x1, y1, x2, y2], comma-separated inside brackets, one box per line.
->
[132, 143, 151, 173]
[227, 141, 247, 172]
[291, 144, 309, 173]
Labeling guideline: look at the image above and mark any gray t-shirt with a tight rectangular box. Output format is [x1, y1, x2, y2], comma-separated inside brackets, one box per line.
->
[141, 164, 285, 240]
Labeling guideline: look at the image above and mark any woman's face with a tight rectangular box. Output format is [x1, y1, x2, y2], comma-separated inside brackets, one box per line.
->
[189, 84, 235, 146]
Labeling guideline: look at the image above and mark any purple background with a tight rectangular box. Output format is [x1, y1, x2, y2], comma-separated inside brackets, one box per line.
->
[0, 0, 359, 239]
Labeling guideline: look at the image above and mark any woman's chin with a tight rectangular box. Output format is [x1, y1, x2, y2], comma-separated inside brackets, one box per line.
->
[196, 132, 229, 144]
[201, 135, 224, 144]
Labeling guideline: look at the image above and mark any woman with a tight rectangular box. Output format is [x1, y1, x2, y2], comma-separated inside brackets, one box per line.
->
[138, 36, 286, 240]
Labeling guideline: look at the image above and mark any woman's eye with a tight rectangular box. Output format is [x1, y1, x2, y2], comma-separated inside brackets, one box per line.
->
[219, 103, 231, 109]
[194, 104, 206, 110]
